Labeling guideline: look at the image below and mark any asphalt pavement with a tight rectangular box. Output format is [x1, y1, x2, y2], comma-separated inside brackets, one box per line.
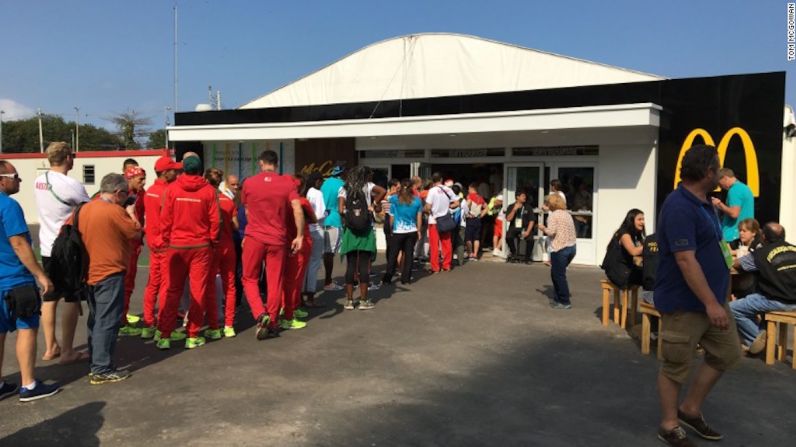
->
[1, 257, 794, 446]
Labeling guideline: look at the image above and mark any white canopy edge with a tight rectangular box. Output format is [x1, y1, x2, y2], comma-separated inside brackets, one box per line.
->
[169, 103, 662, 141]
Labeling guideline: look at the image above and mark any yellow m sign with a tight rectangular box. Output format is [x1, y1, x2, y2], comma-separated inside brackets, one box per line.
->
[673, 127, 760, 197]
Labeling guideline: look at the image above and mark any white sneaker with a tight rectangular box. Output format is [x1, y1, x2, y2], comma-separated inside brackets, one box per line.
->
[368, 282, 381, 291]
[323, 282, 343, 291]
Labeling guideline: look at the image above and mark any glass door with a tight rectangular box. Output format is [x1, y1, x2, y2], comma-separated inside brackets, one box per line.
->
[504, 164, 544, 259]
[549, 164, 596, 265]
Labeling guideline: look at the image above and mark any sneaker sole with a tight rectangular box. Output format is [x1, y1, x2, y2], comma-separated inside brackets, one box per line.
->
[678, 419, 723, 441]
[19, 387, 62, 402]
[89, 375, 130, 385]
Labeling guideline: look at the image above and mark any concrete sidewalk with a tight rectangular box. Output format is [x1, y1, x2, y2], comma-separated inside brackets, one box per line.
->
[1, 260, 794, 446]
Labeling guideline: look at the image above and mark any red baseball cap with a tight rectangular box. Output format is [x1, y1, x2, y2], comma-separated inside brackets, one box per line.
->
[154, 156, 182, 172]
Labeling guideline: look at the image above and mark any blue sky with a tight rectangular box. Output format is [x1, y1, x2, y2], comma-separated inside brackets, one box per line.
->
[0, 0, 792, 130]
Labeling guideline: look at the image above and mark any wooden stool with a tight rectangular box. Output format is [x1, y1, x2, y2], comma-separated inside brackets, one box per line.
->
[600, 280, 639, 329]
[764, 311, 796, 369]
[639, 301, 663, 359]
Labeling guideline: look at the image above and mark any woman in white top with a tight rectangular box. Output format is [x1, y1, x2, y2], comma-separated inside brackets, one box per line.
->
[302, 173, 327, 307]
[538, 193, 577, 309]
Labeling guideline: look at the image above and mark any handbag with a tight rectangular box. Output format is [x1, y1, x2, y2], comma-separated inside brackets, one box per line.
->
[432, 187, 457, 233]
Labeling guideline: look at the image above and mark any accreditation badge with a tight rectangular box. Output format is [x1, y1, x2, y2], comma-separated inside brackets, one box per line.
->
[515, 218, 523, 228]
[719, 240, 733, 270]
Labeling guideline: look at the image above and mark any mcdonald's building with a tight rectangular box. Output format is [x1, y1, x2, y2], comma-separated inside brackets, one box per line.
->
[168, 33, 794, 266]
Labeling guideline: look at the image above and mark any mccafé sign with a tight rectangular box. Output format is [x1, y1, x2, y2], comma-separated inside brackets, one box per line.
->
[673, 127, 760, 197]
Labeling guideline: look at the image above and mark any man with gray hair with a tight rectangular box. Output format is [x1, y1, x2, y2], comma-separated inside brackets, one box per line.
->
[33, 142, 89, 364]
[77, 173, 141, 384]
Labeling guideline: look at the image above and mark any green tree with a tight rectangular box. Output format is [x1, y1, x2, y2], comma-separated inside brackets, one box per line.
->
[0, 114, 121, 152]
[109, 110, 151, 149]
[146, 129, 167, 149]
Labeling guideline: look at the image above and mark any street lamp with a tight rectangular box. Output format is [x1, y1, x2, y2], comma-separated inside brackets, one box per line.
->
[164, 106, 172, 149]
[74, 106, 80, 152]
[37, 108, 44, 153]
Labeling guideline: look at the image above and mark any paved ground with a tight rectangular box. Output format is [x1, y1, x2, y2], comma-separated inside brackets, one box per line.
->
[1, 258, 795, 446]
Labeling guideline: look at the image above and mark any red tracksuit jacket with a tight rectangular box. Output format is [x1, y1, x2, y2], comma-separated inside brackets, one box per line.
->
[143, 178, 168, 249]
[159, 174, 220, 249]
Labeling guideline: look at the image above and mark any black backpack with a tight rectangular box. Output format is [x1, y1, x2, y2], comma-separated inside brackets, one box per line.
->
[48, 203, 89, 298]
[344, 189, 371, 233]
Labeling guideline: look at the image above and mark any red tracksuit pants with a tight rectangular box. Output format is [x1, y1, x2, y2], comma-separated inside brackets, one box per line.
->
[242, 238, 286, 326]
[428, 224, 452, 272]
[213, 241, 237, 327]
[122, 239, 143, 325]
[157, 246, 217, 338]
[282, 239, 311, 320]
[142, 247, 166, 327]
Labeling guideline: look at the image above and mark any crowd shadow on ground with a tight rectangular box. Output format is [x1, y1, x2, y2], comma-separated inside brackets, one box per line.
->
[0, 401, 105, 447]
[305, 335, 792, 447]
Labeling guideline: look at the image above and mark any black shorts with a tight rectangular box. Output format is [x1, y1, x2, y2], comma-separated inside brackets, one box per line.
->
[41, 256, 81, 303]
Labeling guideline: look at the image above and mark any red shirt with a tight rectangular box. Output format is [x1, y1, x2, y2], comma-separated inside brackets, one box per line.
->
[287, 197, 315, 246]
[159, 174, 220, 249]
[467, 192, 486, 205]
[218, 194, 237, 244]
[143, 178, 168, 248]
[241, 171, 299, 246]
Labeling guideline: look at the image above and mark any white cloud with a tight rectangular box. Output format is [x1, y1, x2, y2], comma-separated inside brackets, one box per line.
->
[0, 98, 35, 120]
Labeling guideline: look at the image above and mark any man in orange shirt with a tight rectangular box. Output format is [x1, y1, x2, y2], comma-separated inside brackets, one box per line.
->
[139, 156, 181, 339]
[78, 173, 141, 385]
[156, 155, 220, 350]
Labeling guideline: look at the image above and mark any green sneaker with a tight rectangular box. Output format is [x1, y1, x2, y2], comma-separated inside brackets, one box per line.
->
[126, 314, 141, 324]
[156, 338, 171, 350]
[293, 308, 309, 319]
[154, 329, 187, 342]
[223, 326, 236, 338]
[140, 326, 156, 339]
[119, 325, 143, 336]
[185, 336, 206, 349]
[204, 328, 222, 340]
[279, 318, 307, 330]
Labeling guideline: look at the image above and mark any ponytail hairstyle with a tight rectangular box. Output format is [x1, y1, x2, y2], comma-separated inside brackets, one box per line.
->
[398, 178, 414, 204]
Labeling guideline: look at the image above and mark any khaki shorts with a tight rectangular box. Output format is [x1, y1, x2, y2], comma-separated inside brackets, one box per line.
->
[660, 303, 742, 384]
[323, 226, 341, 254]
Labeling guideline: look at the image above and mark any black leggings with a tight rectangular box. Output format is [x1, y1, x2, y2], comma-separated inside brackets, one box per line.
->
[384, 232, 418, 283]
[345, 251, 371, 285]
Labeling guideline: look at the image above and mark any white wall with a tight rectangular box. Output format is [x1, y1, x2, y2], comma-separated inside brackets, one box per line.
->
[201, 140, 295, 178]
[4, 152, 163, 225]
[780, 135, 796, 235]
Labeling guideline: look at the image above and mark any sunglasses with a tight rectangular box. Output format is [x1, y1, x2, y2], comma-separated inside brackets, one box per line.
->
[0, 173, 21, 181]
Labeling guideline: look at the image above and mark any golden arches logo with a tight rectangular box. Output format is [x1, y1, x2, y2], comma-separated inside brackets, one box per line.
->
[673, 127, 760, 197]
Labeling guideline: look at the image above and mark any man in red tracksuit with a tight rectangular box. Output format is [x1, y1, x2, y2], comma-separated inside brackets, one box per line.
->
[280, 176, 316, 331]
[119, 166, 147, 336]
[156, 155, 220, 350]
[241, 150, 304, 340]
[204, 168, 239, 338]
[139, 156, 182, 340]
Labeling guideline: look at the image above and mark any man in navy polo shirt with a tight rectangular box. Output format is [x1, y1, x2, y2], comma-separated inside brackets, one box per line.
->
[654, 145, 741, 447]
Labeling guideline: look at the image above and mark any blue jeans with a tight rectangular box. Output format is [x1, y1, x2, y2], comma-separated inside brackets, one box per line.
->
[729, 293, 796, 345]
[550, 245, 576, 305]
[87, 273, 125, 375]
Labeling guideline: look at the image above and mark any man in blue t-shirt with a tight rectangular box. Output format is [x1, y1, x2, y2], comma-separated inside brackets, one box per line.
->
[653, 145, 741, 447]
[0, 161, 61, 402]
[320, 166, 346, 291]
[711, 168, 754, 242]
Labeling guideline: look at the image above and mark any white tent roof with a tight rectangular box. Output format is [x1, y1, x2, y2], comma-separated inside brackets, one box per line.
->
[241, 33, 663, 109]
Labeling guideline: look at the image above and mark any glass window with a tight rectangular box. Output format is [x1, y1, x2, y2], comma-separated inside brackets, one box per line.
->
[83, 165, 96, 185]
[556, 167, 594, 239]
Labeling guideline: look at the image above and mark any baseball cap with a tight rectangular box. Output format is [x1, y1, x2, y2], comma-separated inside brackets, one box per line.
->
[124, 166, 145, 179]
[154, 156, 182, 172]
[330, 165, 345, 176]
[495, 194, 504, 201]
[182, 156, 202, 174]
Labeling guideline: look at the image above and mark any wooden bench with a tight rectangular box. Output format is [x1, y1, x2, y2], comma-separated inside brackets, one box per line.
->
[600, 280, 639, 329]
[639, 301, 663, 359]
[764, 311, 796, 369]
